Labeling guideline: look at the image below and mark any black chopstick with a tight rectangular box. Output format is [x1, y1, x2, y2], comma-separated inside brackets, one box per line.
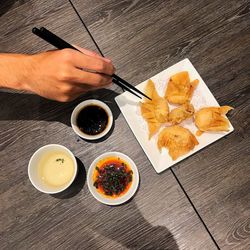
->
[112, 77, 141, 99]
[38, 27, 142, 99]
[32, 27, 151, 101]
[34, 27, 76, 50]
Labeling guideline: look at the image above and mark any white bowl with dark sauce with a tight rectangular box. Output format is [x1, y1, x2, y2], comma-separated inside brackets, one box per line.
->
[71, 99, 113, 140]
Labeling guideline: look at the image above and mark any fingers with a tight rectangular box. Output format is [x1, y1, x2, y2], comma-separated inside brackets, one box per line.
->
[74, 54, 115, 76]
[61, 48, 114, 76]
[59, 83, 110, 102]
[72, 45, 111, 63]
[71, 67, 113, 87]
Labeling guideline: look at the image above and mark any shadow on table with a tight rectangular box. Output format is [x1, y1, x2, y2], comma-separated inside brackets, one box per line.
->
[0, 89, 121, 127]
[51, 157, 86, 199]
[88, 200, 179, 250]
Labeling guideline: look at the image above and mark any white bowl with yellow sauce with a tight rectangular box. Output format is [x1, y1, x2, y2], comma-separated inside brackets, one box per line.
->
[28, 144, 77, 194]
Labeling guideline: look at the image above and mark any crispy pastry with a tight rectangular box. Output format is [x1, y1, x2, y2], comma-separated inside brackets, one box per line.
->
[194, 106, 233, 135]
[157, 125, 199, 160]
[168, 102, 195, 125]
[165, 71, 199, 104]
[140, 79, 169, 139]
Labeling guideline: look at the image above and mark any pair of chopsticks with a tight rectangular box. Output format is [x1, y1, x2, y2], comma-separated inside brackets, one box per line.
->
[32, 27, 151, 101]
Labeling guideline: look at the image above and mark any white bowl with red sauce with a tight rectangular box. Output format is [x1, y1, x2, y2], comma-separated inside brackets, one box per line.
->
[87, 152, 139, 205]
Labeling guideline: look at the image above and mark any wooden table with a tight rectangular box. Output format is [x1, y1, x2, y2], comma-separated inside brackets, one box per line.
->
[0, 0, 249, 249]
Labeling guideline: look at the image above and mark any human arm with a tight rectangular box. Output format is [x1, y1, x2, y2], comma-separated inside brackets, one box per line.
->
[0, 47, 115, 102]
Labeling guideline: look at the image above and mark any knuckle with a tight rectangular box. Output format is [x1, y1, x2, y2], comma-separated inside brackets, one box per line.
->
[61, 49, 74, 62]
[103, 76, 112, 85]
[59, 95, 73, 102]
[58, 71, 68, 81]
[58, 66, 72, 81]
[91, 75, 101, 86]
[96, 60, 106, 72]
[96, 75, 106, 85]
[62, 84, 74, 94]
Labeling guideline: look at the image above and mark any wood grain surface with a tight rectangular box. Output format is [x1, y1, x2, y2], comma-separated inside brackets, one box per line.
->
[0, 0, 98, 54]
[0, 1, 217, 249]
[70, 0, 250, 249]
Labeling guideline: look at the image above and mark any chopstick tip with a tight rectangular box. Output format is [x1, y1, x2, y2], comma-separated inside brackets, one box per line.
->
[32, 27, 38, 34]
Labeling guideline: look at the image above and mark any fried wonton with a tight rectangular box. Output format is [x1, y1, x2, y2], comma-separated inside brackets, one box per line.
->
[140, 79, 169, 139]
[157, 125, 199, 160]
[165, 71, 199, 104]
[194, 106, 233, 136]
[168, 102, 195, 125]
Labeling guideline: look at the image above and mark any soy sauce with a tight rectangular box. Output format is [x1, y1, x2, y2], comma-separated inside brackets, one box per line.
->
[76, 105, 109, 135]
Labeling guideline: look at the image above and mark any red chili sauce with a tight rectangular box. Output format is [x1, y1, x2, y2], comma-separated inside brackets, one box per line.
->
[93, 157, 133, 198]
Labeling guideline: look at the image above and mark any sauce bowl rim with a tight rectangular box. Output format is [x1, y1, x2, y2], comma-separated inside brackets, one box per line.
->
[28, 144, 78, 194]
[71, 99, 113, 140]
[87, 151, 139, 205]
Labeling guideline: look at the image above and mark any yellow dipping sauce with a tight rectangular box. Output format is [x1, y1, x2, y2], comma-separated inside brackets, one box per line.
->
[38, 151, 75, 187]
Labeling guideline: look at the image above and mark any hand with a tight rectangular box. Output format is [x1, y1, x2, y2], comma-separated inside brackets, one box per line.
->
[0, 47, 115, 102]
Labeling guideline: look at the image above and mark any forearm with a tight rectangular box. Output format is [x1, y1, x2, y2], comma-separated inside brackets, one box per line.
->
[0, 53, 31, 91]
[0, 48, 115, 102]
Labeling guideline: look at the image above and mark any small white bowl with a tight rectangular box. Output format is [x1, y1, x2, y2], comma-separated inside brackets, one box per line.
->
[28, 144, 78, 194]
[87, 152, 139, 205]
[71, 99, 113, 140]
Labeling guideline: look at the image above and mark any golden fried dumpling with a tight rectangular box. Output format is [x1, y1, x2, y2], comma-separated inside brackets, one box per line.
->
[157, 126, 199, 160]
[140, 103, 161, 138]
[144, 79, 161, 100]
[194, 106, 233, 136]
[165, 71, 199, 104]
[168, 102, 195, 125]
[140, 79, 169, 139]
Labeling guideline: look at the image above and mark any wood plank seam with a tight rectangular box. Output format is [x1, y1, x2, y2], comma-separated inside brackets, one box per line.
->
[170, 168, 220, 250]
[66, 0, 223, 249]
[68, 0, 104, 57]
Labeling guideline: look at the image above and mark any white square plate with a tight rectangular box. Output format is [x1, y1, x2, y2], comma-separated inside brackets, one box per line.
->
[115, 59, 234, 173]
